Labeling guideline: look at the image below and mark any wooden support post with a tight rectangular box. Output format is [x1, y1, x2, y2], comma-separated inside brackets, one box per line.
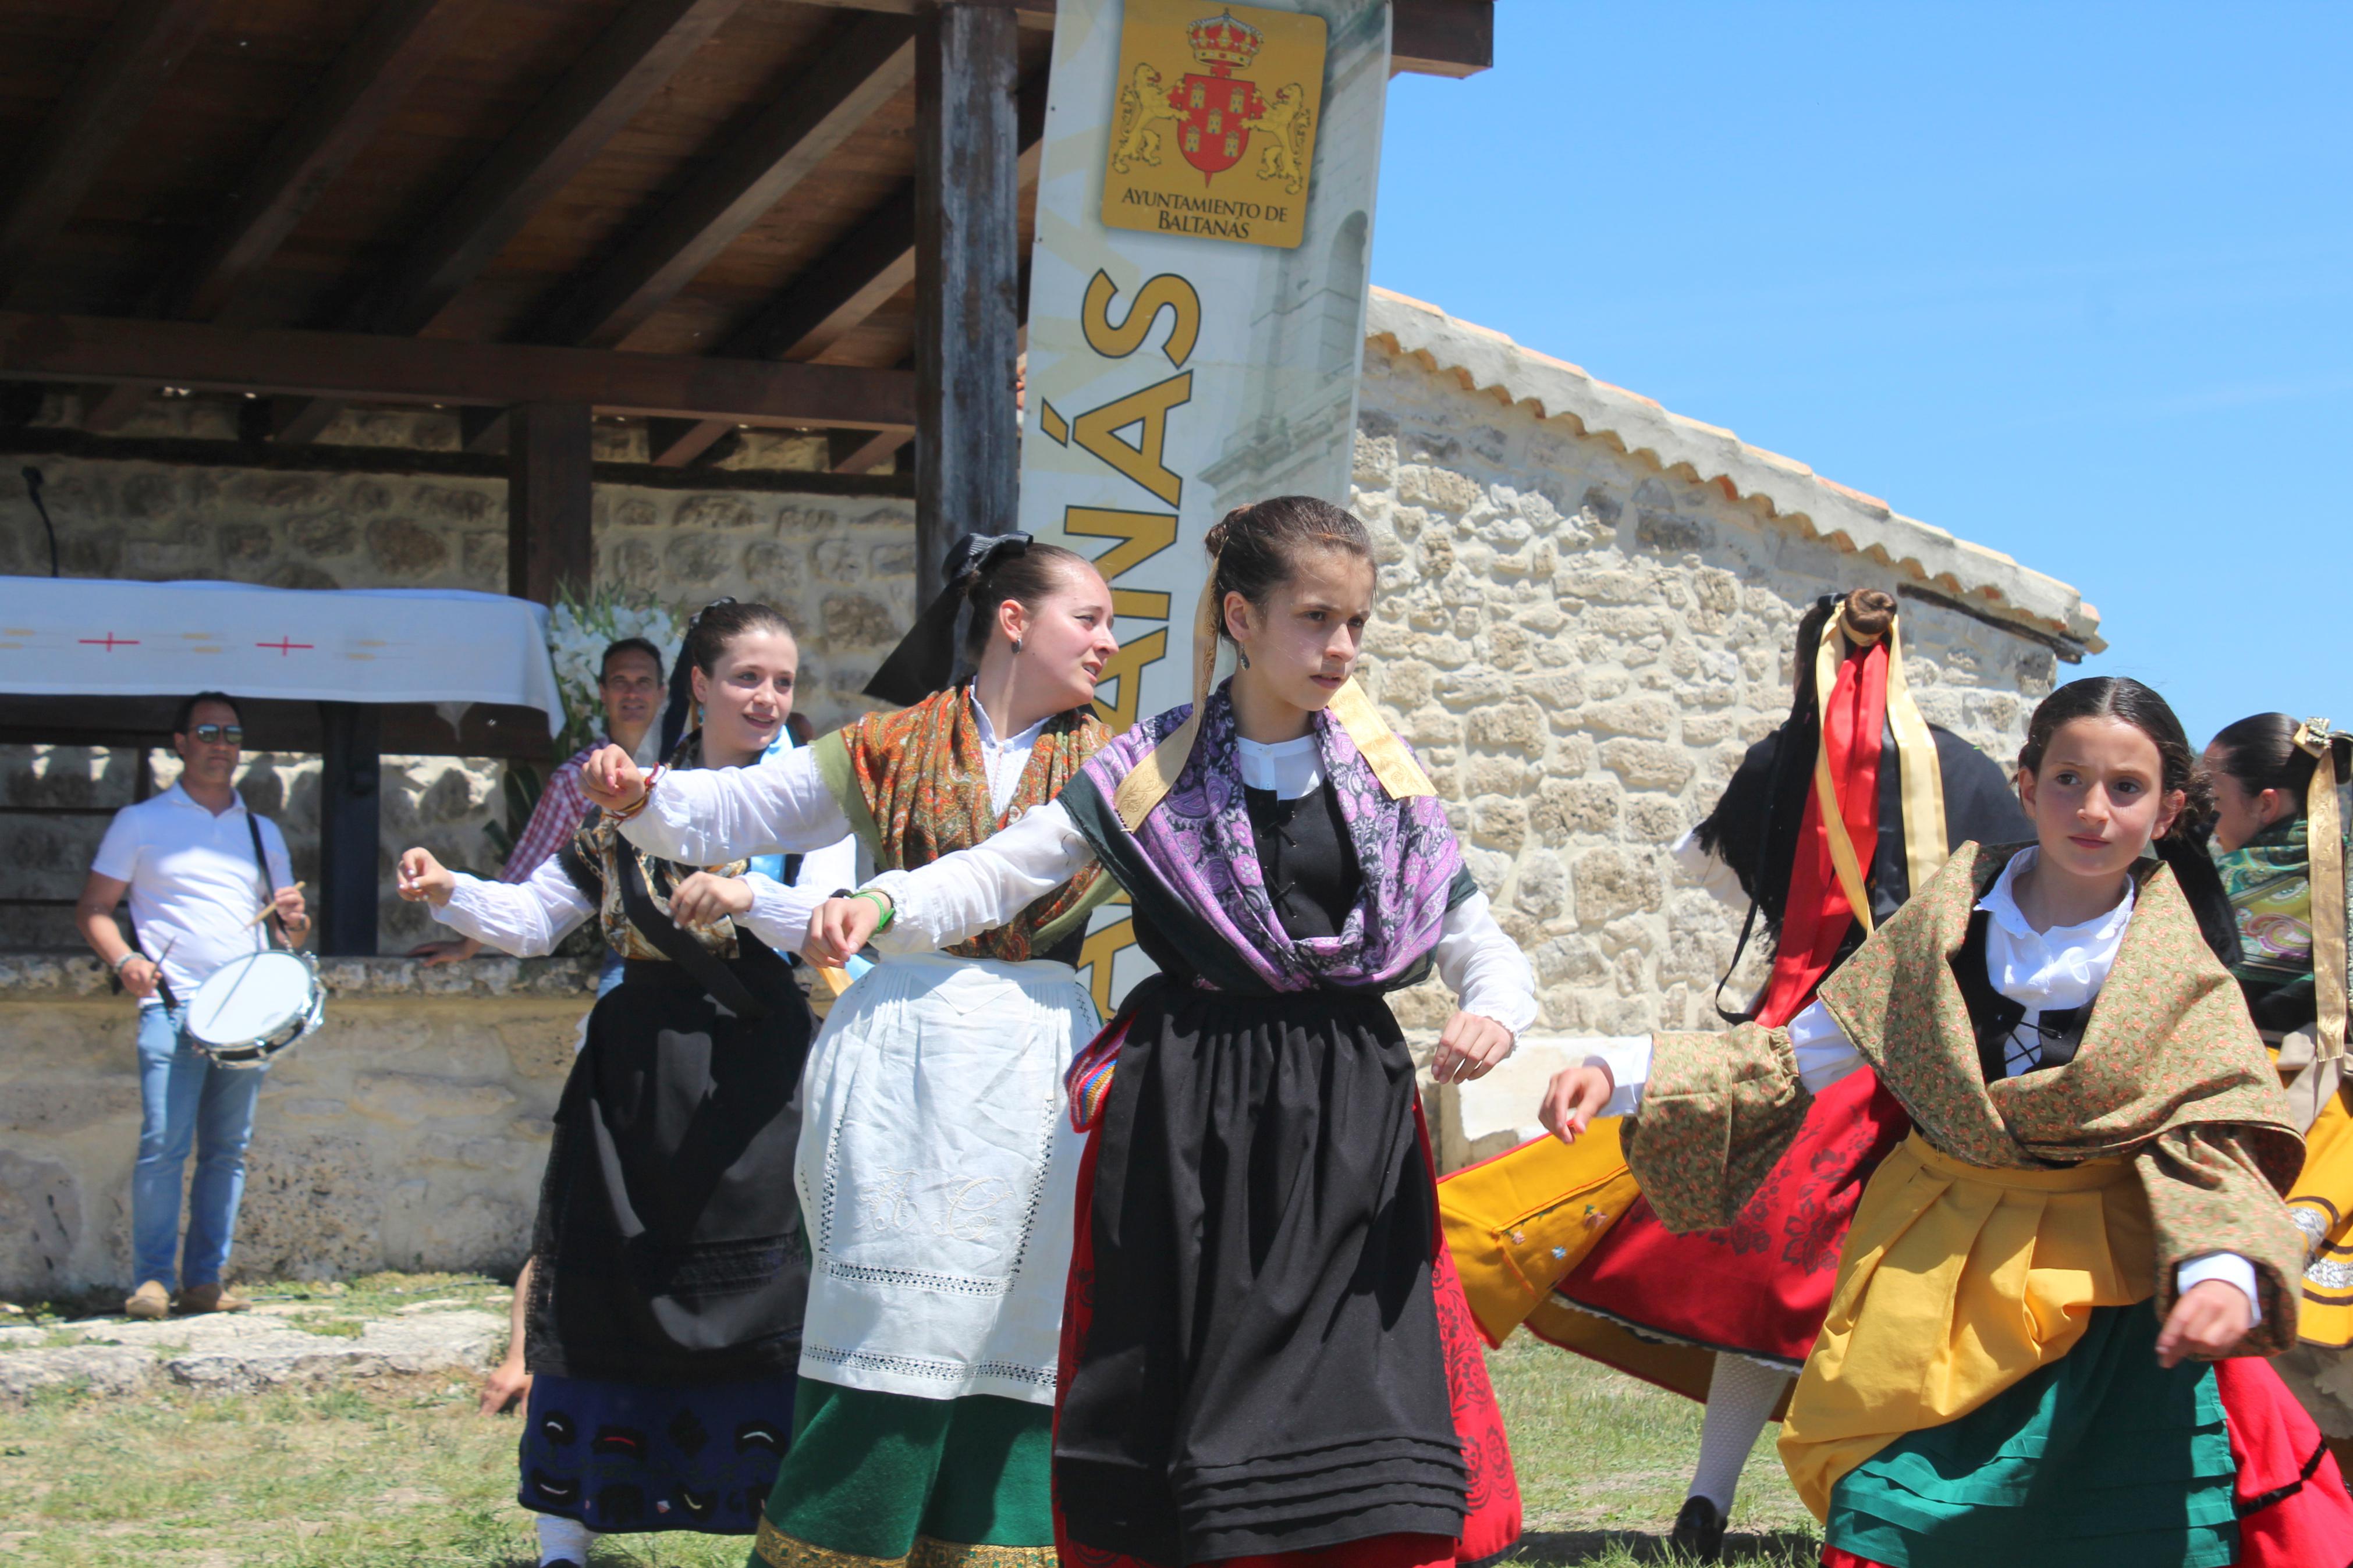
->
[913, 0, 1021, 602]
[508, 403, 593, 605]
[316, 701, 381, 957]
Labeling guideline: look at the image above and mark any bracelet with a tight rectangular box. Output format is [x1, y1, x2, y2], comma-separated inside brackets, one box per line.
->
[609, 765, 663, 822]
[112, 950, 139, 972]
[851, 889, 895, 932]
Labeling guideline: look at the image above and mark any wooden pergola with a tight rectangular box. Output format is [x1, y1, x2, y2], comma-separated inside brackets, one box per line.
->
[0, 0, 1492, 951]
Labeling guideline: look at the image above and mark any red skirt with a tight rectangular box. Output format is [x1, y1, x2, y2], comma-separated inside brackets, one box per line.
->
[1820, 1354, 2353, 1568]
[1554, 1065, 1910, 1371]
[1053, 1105, 1521, 1568]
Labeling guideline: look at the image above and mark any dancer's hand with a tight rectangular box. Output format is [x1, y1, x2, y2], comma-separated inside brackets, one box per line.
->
[478, 1355, 531, 1416]
[2156, 1278, 2255, 1367]
[1432, 1012, 1513, 1083]
[669, 871, 752, 929]
[806, 894, 885, 967]
[395, 848, 455, 907]
[581, 745, 646, 812]
[1539, 1062, 1616, 1144]
[409, 937, 481, 965]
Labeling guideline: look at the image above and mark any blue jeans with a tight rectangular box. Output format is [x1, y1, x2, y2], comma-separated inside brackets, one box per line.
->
[132, 1005, 265, 1289]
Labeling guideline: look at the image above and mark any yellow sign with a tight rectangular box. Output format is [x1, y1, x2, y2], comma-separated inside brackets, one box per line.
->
[1101, 2, 1325, 249]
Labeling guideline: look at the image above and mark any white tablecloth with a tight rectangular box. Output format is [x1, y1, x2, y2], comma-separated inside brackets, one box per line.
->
[0, 578, 562, 734]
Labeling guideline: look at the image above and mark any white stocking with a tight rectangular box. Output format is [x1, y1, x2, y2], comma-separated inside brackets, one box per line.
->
[536, 1513, 599, 1566]
[1689, 1353, 1792, 1510]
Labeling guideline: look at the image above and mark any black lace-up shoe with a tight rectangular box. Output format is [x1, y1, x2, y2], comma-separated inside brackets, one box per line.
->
[1669, 1494, 1727, 1562]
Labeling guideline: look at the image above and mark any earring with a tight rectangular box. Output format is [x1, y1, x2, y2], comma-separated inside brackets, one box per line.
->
[1237, 648, 1251, 670]
[1011, 637, 1024, 655]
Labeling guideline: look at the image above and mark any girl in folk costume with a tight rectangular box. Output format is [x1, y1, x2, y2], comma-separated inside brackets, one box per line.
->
[2208, 714, 2353, 1467]
[1543, 677, 2353, 1568]
[585, 535, 1120, 1568]
[1438, 589, 2028, 1559]
[396, 602, 851, 1567]
[803, 497, 1531, 1568]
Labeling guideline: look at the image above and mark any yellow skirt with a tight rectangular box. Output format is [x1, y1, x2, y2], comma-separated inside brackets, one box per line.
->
[1779, 1132, 2156, 1520]
[2289, 1085, 2353, 1348]
[1435, 1126, 1643, 1344]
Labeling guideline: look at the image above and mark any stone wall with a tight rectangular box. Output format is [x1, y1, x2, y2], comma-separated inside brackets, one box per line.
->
[2, 420, 917, 951]
[1350, 332, 2063, 1040]
[0, 298, 2094, 1285]
[0, 954, 597, 1299]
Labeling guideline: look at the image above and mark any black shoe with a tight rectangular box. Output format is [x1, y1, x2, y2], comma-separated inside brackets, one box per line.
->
[1669, 1495, 1726, 1563]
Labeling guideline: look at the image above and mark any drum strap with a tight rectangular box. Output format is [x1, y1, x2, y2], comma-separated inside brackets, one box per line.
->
[615, 849, 770, 1021]
[243, 812, 281, 947]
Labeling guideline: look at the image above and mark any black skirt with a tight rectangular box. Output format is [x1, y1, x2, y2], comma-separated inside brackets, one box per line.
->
[527, 943, 814, 1384]
[1056, 972, 1467, 1564]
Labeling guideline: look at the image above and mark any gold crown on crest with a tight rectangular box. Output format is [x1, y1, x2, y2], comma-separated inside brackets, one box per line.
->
[1188, 10, 1264, 70]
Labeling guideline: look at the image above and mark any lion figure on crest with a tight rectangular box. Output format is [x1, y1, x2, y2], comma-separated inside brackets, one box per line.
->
[1248, 83, 1311, 195]
[1111, 63, 1174, 173]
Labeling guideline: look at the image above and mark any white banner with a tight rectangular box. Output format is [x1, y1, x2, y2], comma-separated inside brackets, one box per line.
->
[0, 577, 563, 731]
[1020, 0, 1390, 1010]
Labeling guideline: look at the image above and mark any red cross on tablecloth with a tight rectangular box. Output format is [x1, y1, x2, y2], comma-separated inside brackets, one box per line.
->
[79, 632, 139, 650]
[257, 637, 315, 656]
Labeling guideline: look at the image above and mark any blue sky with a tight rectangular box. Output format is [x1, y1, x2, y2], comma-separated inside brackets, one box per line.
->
[1374, 2, 2353, 749]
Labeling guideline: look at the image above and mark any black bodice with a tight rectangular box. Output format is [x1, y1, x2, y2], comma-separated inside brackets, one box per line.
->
[1244, 781, 1360, 940]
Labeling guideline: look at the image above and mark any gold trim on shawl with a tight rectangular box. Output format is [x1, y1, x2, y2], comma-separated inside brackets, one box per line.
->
[1809, 603, 1950, 937]
[1114, 560, 1431, 830]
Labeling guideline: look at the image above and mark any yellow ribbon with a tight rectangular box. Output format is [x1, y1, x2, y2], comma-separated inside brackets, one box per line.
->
[1113, 557, 1433, 831]
[1809, 603, 1950, 938]
[2296, 719, 2347, 1067]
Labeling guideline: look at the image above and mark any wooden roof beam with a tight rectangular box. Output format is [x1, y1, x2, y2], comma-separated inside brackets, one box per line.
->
[180, 0, 493, 324]
[270, 0, 747, 446]
[0, 312, 915, 428]
[643, 67, 1044, 468]
[531, 13, 919, 351]
[796, 0, 1492, 76]
[83, 0, 489, 437]
[1391, 0, 1494, 79]
[0, 0, 223, 300]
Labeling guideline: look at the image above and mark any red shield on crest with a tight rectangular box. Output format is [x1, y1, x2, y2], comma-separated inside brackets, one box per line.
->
[1167, 70, 1265, 183]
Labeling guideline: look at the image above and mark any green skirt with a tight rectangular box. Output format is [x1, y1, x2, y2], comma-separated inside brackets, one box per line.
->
[750, 1378, 1054, 1567]
[1826, 1305, 2238, 1568]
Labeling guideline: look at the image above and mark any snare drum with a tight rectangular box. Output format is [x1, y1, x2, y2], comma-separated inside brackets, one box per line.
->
[182, 950, 325, 1068]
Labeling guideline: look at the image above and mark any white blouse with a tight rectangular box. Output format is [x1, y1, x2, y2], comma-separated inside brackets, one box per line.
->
[1590, 847, 2259, 1316]
[857, 739, 1538, 1040]
[619, 698, 1045, 869]
[437, 806, 857, 958]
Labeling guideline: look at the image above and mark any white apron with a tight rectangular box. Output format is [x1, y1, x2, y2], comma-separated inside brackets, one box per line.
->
[796, 949, 1097, 1405]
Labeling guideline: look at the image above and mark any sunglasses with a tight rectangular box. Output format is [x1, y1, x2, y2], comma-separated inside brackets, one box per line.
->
[189, 724, 243, 746]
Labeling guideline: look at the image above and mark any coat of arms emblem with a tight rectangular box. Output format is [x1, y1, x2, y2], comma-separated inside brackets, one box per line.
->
[1101, 1, 1327, 250]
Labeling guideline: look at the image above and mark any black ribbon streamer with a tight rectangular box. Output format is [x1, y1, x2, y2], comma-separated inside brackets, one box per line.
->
[861, 531, 1032, 707]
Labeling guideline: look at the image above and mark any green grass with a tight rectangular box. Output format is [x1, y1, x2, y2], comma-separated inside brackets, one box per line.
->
[0, 1296, 1816, 1567]
[1484, 1336, 1818, 1566]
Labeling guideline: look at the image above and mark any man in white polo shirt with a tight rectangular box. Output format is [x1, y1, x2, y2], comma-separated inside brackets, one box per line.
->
[75, 692, 310, 1320]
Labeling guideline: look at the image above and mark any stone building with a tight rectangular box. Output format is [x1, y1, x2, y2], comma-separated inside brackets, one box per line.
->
[0, 291, 2098, 1295]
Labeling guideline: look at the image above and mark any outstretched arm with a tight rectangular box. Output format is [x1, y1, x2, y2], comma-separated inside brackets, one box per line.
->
[400, 850, 594, 958]
[598, 745, 853, 863]
[804, 802, 1097, 965]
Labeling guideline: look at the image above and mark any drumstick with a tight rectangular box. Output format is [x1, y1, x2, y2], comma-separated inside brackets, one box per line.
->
[245, 881, 306, 927]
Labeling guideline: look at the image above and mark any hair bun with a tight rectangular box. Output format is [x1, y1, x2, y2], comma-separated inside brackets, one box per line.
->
[1841, 588, 1897, 642]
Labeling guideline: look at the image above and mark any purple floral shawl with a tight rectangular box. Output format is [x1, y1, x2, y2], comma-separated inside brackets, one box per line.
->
[1073, 685, 1467, 991]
